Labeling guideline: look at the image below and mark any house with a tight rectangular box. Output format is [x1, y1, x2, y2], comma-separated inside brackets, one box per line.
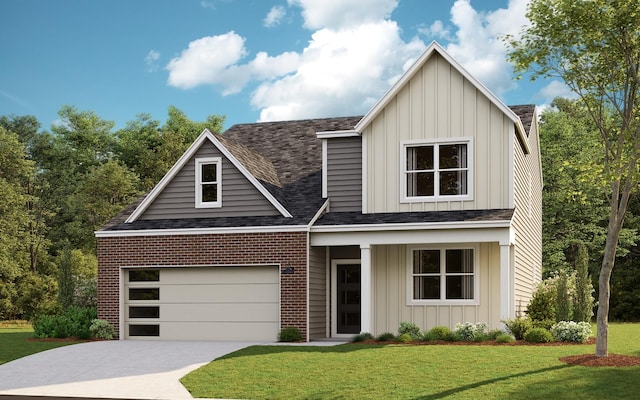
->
[96, 42, 542, 341]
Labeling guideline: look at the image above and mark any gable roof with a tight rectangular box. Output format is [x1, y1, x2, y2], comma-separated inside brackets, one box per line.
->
[125, 129, 292, 222]
[355, 41, 531, 154]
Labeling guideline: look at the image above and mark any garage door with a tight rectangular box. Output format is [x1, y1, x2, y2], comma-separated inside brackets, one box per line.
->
[123, 266, 279, 341]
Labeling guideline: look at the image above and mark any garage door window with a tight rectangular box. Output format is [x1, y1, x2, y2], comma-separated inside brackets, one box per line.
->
[129, 306, 160, 319]
[129, 324, 159, 337]
[129, 288, 159, 301]
[129, 270, 159, 282]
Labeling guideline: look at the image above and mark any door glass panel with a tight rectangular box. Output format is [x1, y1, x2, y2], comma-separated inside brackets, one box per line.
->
[129, 306, 160, 318]
[129, 324, 159, 337]
[129, 288, 159, 301]
[129, 270, 159, 282]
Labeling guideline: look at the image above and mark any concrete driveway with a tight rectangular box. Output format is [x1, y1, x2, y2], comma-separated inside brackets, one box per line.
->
[0, 340, 264, 399]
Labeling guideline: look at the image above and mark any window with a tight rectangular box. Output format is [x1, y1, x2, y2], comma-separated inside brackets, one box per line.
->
[129, 288, 160, 301]
[408, 247, 476, 304]
[129, 270, 159, 282]
[195, 157, 222, 208]
[402, 139, 472, 201]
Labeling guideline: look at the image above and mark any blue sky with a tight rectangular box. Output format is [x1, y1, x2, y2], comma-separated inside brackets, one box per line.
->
[1, 0, 569, 131]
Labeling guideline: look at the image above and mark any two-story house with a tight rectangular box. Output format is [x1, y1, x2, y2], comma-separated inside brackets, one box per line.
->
[96, 42, 542, 341]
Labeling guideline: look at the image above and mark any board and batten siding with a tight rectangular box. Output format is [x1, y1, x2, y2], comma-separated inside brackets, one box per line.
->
[326, 137, 362, 212]
[140, 140, 280, 220]
[363, 52, 512, 213]
[372, 243, 502, 334]
[512, 117, 543, 316]
[308, 246, 327, 339]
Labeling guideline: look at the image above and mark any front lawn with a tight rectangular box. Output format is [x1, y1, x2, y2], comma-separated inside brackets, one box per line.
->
[182, 323, 640, 399]
[0, 321, 82, 365]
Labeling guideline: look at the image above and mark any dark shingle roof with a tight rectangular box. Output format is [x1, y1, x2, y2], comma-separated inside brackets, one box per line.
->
[224, 116, 362, 186]
[214, 132, 281, 187]
[315, 209, 514, 226]
[510, 105, 535, 137]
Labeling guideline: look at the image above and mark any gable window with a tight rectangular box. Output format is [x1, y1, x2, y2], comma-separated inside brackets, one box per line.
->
[408, 246, 477, 305]
[195, 157, 222, 208]
[402, 139, 472, 202]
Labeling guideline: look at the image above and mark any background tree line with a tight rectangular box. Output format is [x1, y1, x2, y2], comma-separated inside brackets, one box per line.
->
[0, 105, 223, 319]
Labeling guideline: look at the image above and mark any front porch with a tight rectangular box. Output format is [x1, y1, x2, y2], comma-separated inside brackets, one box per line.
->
[307, 224, 516, 339]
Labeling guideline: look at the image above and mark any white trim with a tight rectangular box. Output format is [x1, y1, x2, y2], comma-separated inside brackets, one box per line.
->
[361, 132, 368, 213]
[508, 123, 516, 209]
[354, 41, 530, 154]
[311, 219, 511, 233]
[406, 244, 479, 306]
[195, 157, 222, 208]
[125, 129, 292, 223]
[360, 245, 372, 334]
[308, 199, 330, 227]
[316, 130, 360, 139]
[331, 259, 362, 338]
[400, 137, 474, 203]
[322, 139, 328, 198]
[95, 224, 309, 238]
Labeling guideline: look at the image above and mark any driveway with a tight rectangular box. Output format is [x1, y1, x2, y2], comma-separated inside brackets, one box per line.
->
[0, 340, 263, 399]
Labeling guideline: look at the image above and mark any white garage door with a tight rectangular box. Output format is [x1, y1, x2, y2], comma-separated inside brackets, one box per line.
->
[123, 266, 279, 341]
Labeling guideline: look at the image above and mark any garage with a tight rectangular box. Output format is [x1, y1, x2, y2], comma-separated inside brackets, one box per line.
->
[123, 266, 280, 341]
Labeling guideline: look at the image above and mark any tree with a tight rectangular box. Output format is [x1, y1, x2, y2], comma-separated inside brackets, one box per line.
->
[573, 243, 595, 323]
[507, 0, 640, 356]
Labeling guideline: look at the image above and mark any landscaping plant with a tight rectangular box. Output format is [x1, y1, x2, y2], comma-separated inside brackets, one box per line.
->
[551, 321, 592, 343]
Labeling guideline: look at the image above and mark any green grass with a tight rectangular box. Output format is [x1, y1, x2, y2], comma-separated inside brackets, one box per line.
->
[182, 323, 640, 399]
[0, 322, 82, 365]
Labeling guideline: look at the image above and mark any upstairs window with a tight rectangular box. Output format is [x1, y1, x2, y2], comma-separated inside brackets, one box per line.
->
[402, 139, 472, 202]
[195, 157, 222, 208]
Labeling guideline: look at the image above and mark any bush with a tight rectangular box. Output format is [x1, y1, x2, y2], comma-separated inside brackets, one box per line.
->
[89, 319, 114, 340]
[526, 280, 557, 322]
[32, 306, 97, 339]
[278, 327, 302, 342]
[454, 322, 488, 342]
[423, 326, 453, 341]
[532, 318, 556, 330]
[351, 332, 374, 342]
[376, 332, 396, 342]
[487, 329, 503, 340]
[503, 318, 532, 340]
[398, 322, 420, 339]
[397, 333, 413, 343]
[495, 333, 516, 343]
[551, 321, 592, 343]
[524, 327, 553, 343]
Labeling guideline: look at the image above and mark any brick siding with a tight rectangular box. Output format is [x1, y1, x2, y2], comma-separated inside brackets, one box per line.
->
[97, 231, 308, 340]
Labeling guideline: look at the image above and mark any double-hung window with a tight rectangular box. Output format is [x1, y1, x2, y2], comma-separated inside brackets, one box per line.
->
[195, 157, 222, 208]
[402, 139, 472, 201]
[408, 246, 477, 304]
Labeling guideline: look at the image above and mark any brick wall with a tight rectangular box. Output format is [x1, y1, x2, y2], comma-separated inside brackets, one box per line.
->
[97, 231, 308, 340]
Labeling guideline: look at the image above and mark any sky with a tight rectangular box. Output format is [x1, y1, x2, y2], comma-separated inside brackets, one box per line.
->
[0, 0, 572, 132]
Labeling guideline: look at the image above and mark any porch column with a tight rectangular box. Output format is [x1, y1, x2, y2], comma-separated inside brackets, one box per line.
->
[500, 244, 513, 323]
[360, 244, 372, 334]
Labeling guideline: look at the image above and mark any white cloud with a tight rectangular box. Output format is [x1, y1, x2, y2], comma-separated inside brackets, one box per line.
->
[441, 0, 529, 96]
[264, 5, 286, 27]
[166, 32, 249, 91]
[537, 80, 576, 103]
[421, 20, 453, 41]
[200, 1, 216, 10]
[145, 50, 160, 72]
[252, 21, 424, 121]
[287, 0, 398, 30]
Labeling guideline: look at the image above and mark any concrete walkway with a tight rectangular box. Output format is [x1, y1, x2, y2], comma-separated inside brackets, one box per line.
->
[0, 340, 265, 399]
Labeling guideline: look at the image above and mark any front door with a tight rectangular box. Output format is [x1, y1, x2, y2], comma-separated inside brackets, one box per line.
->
[336, 263, 361, 334]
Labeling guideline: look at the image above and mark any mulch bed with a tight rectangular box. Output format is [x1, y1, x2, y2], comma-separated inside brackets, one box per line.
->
[560, 354, 640, 367]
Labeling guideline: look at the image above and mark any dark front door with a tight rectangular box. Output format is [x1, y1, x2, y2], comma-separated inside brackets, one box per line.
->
[336, 264, 361, 334]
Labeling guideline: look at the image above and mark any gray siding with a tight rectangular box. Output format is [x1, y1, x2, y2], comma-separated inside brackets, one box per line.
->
[308, 246, 327, 339]
[326, 137, 362, 212]
[140, 141, 280, 220]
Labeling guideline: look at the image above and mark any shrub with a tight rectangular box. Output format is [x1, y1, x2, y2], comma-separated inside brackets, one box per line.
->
[351, 332, 373, 343]
[423, 326, 453, 341]
[532, 319, 556, 330]
[454, 322, 488, 342]
[503, 318, 532, 340]
[526, 280, 557, 322]
[487, 329, 503, 340]
[278, 327, 302, 342]
[556, 272, 571, 322]
[376, 332, 396, 342]
[551, 321, 592, 343]
[397, 333, 413, 343]
[398, 322, 420, 339]
[573, 244, 595, 323]
[524, 327, 553, 343]
[89, 319, 114, 340]
[32, 306, 97, 339]
[495, 333, 516, 343]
